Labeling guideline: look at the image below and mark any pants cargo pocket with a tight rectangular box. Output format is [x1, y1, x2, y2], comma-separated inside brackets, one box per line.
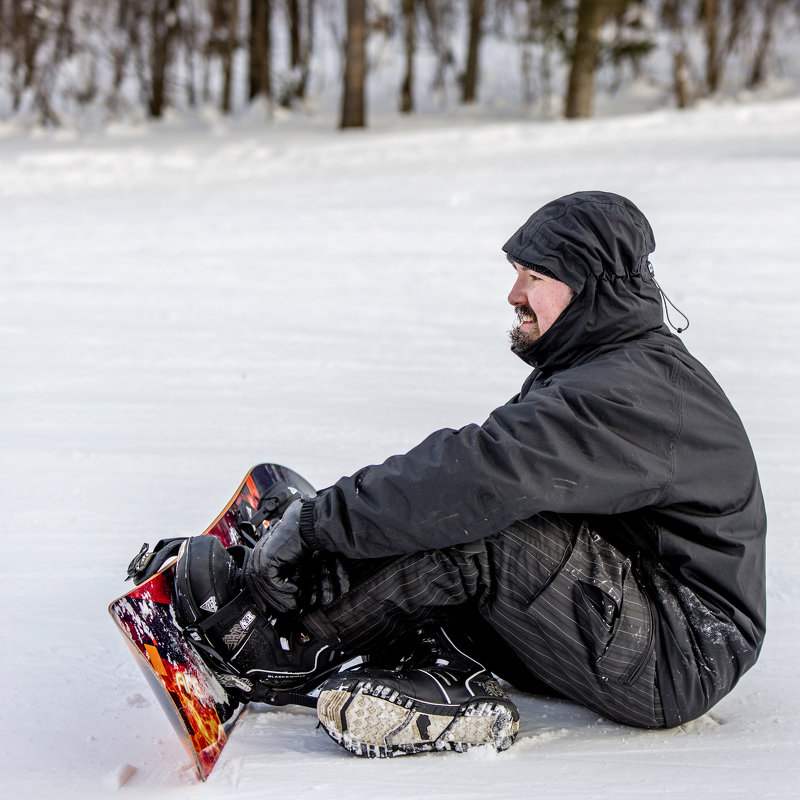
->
[559, 525, 654, 686]
[587, 568, 653, 685]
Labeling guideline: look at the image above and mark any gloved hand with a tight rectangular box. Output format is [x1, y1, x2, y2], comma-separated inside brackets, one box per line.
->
[244, 499, 310, 614]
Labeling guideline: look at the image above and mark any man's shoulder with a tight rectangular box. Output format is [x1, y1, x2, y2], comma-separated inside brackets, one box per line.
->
[543, 334, 680, 389]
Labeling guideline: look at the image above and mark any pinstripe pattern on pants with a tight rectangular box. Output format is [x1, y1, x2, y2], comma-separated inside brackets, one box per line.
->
[303, 512, 665, 729]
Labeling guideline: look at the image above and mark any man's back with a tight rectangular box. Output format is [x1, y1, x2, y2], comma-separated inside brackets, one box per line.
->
[525, 328, 767, 727]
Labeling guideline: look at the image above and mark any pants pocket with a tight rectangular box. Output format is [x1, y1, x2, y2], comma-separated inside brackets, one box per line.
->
[574, 562, 653, 686]
[536, 522, 653, 687]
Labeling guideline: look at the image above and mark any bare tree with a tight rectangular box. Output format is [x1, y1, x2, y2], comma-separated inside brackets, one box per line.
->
[702, 0, 721, 92]
[564, 0, 609, 118]
[288, 0, 301, 65]
[37, 0, 76, 122]
[279, 0, 315, 106]
[700, 0, 750, 94]
[748, 0, 788, 89]
[4, 0, 51, 114]
[141, 0, 180, 118]
[340, 0, 366, 128]
[295, 0, 316, 102]
[249, 0, 273, 101]
[419, 0, 456, 103]
[462, 0, 485, 103]
[215, 0, 240, 113]
[400, 0, 416, 113]
[661, 0, 694, 107]
[701, 0, 750, 95]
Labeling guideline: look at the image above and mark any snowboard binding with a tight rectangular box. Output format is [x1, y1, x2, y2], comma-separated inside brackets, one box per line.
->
[171, 535, 346, 707]
[125, 481, 308, 585]
[235, 481, 304, 547]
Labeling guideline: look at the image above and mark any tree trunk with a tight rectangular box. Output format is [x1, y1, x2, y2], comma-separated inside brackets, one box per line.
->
[221, 0, 239, 113]
[564, 0, 606, 118]
[249, 0, 272, 101]
[748, 0, 785, 89]
[288, 0, 301, 67]
[181, 0, 198, 107]
[661, 0, 693, 108]
[113, 1, 141, 114]
[462, 0, 484, 103]
[296, 0, 314, 101]
[279, 0, 314, 106]
[703, 0, 722, 94]
[35, 0, 75, 123]
[673, 47, 691, 108]
[55, 0, 75, 59]
[400, 0, 415, 113]
[148, 0, 179, 118]
[15, 2, 43, 93]
[340, 0, 366, 129]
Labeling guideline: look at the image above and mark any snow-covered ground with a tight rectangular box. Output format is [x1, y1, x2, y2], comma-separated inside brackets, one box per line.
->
[2, 97, 799, 797]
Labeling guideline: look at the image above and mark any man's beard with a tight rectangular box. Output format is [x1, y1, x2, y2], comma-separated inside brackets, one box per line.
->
[508, 304, 540, 348]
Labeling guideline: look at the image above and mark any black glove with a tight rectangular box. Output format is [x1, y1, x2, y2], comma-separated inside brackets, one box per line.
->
[244, 499, 310, 614]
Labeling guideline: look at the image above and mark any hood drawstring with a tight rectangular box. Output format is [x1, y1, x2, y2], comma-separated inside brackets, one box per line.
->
[647, 261, 690, 333]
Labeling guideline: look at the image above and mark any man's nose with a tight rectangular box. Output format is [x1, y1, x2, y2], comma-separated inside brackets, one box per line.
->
[508, 274, 525, 306]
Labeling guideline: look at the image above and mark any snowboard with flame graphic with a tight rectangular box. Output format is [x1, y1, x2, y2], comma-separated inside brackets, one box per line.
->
[109, 463, 315, 780]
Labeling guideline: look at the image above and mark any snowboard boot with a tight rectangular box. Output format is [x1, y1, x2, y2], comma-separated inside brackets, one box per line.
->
[172, 535, 346, 703]
[316, 625, 520, 758]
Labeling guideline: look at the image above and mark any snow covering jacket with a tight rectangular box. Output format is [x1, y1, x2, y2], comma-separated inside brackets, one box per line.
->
[299, 191, 767, 727]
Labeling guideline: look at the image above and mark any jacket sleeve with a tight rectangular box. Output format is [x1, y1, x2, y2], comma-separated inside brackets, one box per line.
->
[302, 361, 679, 559]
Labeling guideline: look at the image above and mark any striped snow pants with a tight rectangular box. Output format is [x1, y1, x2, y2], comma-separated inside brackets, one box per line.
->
[304, 512, 665, 729]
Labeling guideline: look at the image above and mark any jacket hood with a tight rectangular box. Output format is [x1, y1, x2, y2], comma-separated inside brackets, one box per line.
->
[502, 191, 666, 371]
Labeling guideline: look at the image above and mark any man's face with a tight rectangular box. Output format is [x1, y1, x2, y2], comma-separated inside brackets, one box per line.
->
[508, 263, 574, 348]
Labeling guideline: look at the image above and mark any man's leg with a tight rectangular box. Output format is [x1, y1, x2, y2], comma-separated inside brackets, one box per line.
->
[304, 513, 665, 729]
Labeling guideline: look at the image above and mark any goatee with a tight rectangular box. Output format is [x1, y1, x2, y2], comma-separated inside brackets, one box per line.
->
[508, 305, 540, 348]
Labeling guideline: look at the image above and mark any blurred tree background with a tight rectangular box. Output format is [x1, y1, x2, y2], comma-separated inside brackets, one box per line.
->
[0, 0, 797, 129]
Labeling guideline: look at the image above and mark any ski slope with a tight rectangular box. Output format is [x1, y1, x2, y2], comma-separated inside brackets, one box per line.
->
[1, 98, 799, 797]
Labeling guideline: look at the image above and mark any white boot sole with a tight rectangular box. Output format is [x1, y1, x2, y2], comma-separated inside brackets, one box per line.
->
[317, 680, 519, 758]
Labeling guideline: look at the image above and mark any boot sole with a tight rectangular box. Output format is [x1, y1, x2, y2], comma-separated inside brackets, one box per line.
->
[317, 679, 519, 758]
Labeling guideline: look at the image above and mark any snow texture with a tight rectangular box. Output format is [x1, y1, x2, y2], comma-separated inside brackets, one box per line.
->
[2, 97, 800, 797]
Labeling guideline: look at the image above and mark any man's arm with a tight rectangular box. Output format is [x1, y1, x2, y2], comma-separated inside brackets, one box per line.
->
[300, 363, 678, 559]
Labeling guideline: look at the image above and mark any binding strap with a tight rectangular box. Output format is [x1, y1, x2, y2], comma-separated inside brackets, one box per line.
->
[126, 538, 187, 584]
[183, 590, 319, 709]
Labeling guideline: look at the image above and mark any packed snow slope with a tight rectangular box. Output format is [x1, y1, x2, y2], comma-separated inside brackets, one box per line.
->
[2, 100, 799, 798]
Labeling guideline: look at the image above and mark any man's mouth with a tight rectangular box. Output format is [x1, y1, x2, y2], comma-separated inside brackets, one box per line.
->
[509, 305, 542, 348]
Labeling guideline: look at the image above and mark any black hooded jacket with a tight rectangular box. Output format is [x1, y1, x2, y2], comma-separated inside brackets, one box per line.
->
[300, 191, 767, 726]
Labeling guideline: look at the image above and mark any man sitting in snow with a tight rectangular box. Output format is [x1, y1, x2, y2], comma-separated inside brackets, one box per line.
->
[174, 191, 766, 757]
